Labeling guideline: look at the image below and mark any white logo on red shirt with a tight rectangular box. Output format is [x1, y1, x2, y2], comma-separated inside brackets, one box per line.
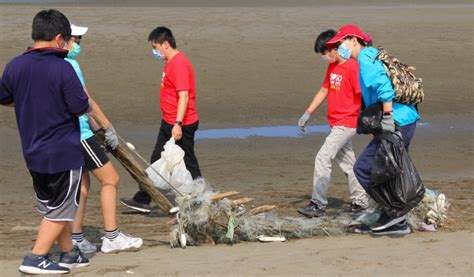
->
[161, 72, 166, 87]
[330, 73, 343, 91]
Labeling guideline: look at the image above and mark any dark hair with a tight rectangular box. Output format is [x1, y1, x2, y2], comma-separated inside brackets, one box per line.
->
[346, 36, 373, 47]
[148, 26, 176, 49]
[31, 9, 71, 42]
[314, 29, 336, 53]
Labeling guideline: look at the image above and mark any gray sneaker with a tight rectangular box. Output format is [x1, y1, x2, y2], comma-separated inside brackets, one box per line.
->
[297, 202, 325, 218]
[73, 237, 97, 254]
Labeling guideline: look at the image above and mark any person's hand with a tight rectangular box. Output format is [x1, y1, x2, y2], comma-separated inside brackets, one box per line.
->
[381, 113, 395, 133]
[104, 124, 119, 150]
[172, 124, 183, 141]
[298, 111, 311, 132]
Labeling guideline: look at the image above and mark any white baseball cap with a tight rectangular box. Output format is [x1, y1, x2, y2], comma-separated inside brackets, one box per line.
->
[70, 24, 88, 36]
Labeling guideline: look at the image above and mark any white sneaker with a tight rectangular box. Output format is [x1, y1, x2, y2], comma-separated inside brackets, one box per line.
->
[73, 238, 97, 254]
[101, 232, 143, 253]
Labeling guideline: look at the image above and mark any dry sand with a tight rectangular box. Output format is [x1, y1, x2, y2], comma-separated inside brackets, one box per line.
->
[0, 1, 473, 276]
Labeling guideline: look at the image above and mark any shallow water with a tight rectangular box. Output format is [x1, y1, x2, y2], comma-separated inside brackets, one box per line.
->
[195, 125, 330, 140]
[116, 122, 453, 144]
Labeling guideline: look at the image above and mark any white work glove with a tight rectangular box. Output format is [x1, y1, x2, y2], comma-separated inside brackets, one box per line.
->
[104, 124, 119, 150]
[298, 111, 311, 132]
[381, 113, 395, 133]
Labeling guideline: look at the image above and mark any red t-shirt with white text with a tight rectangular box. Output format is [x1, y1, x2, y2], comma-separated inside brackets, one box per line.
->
[322, 59, 361, 128]
[160, 52, 199, 126]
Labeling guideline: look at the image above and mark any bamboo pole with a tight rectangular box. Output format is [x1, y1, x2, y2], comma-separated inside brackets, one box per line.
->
[95, 131, 174, 213]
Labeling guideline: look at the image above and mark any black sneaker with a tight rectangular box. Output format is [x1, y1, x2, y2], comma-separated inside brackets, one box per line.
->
[297, 202, 325, 218]
[58, 246, 90, 268]
[370, 220, 411, 236]
[343, 203, 367, 213]
[19, 254, 70, 275]
[371, 213, 406, 231]
[120, 198, 152, 213]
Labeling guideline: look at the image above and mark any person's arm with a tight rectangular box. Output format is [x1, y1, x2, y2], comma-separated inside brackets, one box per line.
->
[306, 87, 329, 113]
[82, 87, 119, 149]
[370, 60, 395, 131]
[63, 66, 91, 116]
[297, 87, 328, 132]
[0, 74, 14, 107]
[82, 87, 111, 129]
[170, 60, 192, 141]
[172, 90, 189, 141]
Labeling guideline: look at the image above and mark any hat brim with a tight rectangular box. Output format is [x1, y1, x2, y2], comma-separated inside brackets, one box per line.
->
[71, 25, 88, 36]
[325, 33, 347, 46]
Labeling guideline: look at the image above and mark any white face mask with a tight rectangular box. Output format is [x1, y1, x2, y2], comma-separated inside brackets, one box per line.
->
[321, 53, 336, 63]
[56, 39, 68, 50]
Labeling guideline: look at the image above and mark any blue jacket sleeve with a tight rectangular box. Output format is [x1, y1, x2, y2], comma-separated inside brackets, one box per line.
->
[361, 59, 395, 103]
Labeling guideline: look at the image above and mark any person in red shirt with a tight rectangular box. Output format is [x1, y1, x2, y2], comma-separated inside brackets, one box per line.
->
[297, 30, 369, 218]
[120, 27, 202, 213]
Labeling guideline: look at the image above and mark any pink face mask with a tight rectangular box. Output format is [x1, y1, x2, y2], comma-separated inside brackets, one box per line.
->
[321, 53, 336, 64]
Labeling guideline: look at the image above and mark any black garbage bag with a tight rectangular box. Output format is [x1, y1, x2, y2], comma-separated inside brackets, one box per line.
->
[371, 132, 403, 184]
[357, 102, 383, 135]
[370, 132, 425, 218]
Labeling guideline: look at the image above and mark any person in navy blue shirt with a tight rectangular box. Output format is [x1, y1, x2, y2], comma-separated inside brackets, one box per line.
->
[0, 9, 91, 274]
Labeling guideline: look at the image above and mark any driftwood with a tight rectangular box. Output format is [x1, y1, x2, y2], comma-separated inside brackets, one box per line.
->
[231, 197, 254, 206]
[95, 131, 173, 213]
[248, 205, 277, 216]
[209, 191, 241, 201]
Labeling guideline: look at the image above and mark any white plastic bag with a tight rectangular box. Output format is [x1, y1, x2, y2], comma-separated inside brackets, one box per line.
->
[145, 139, 194, 202]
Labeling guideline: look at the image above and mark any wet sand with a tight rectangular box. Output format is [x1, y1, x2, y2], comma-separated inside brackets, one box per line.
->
[0, 2, 473, 276]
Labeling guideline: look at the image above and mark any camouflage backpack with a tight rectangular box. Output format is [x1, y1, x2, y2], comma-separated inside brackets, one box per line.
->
[375, 46, 424, 105]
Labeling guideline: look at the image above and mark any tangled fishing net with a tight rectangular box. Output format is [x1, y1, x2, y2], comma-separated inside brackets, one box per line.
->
[168, 180, 450, 247]
[146, 139, 450, 248]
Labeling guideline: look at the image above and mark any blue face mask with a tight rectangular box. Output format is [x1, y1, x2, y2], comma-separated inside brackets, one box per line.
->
[67, 42, 81, 59]
[337, 43, 352, 60]
[152, 48, 164, 60]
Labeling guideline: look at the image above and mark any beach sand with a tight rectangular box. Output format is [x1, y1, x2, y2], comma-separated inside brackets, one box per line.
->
[0, 1, 473, 276]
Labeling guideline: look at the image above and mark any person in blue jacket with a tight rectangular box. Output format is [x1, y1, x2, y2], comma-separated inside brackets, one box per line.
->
[325, 25, 420, 236]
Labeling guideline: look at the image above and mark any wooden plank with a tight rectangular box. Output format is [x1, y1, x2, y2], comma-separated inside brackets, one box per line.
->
[209, 191, 241, 201]
[95, 131, 174, 213]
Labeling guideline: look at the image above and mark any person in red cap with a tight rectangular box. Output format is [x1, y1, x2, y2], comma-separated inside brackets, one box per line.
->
[297, 29, 369, 218]
[326, 25, 420, 236]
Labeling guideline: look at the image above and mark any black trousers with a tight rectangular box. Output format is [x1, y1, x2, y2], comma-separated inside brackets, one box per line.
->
[133, 120, 202, 204]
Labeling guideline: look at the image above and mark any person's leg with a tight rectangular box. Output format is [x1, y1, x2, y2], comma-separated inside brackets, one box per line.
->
[91, 161, 119, 231]
[57, 223, 74, 253]
[310, 126, 353, 209]
[353, 137, 380, 193]
[335, 137, 369, 208]
[132, 121, 172, 204]
[20, 219, 73, 274]
[400, 122, 417, 151]
[92, 161, 143, 253]
[71, 173, 90, 235]
[177, 121, 202, 179]
[31, 219, 70, 255]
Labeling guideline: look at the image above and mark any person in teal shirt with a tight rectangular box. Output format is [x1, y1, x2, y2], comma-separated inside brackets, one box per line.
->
[65, 49, 95, 141]
[65, 24, 143, 254]
[325, 25, 420, 236]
